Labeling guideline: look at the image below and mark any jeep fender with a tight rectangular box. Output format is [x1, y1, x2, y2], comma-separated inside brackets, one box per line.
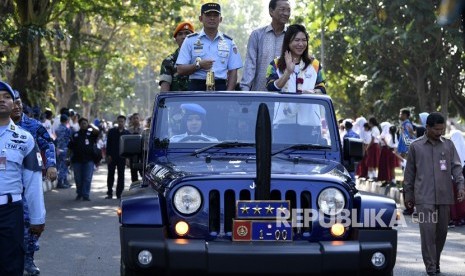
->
[352, 192, 397, 228]
[120, 187, 164, 225]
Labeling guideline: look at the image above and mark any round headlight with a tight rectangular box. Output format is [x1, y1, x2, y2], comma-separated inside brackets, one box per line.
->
[173, 186, 202, 215]
[318, 188, 345, 215]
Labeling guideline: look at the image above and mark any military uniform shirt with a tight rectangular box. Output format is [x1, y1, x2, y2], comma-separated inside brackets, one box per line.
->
[0, 120, 45, 224]
[176, 28, 243, 80]
[55, 123, 72, 150]
[17, 113, 56, 168]
[159, 48, 190, 91]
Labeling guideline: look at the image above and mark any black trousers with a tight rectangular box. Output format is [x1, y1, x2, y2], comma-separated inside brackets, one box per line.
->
[189, 79, 227, 91]
[0, 201, 24, 276]
[107, 158, 126, 197]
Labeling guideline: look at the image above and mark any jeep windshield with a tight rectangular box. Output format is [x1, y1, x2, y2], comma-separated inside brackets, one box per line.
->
[153, 93, 337, 153]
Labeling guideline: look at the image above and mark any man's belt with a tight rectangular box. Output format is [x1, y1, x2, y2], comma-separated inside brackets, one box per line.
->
[190, 79, 226, 86]
[0, 194, 22, 205]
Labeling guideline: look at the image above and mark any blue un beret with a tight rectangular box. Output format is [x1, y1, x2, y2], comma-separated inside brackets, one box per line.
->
[0, 81, 16, 100]
[181, 103, 206, 116]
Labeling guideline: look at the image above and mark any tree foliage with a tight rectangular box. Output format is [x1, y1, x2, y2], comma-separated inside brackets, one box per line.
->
[296, 0, 464, 122]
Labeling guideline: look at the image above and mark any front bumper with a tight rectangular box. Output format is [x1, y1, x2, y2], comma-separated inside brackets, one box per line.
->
[120, 226, 396, 275]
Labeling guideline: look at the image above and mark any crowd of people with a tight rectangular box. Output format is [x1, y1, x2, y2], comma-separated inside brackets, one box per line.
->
[160, 1, 325, 94]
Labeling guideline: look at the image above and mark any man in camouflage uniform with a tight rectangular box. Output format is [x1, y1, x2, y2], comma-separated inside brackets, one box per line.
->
[159, 21, 194, 91]
[11, 90, 56, 275]
[55, 114, 72, 189]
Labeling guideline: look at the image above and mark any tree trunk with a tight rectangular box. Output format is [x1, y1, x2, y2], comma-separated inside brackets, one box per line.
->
[12, 38, 49, 106]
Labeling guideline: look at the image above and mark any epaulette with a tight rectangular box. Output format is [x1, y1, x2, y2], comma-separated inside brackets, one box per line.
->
[223, 34, 233, 40]
[187, 32, 199, 38]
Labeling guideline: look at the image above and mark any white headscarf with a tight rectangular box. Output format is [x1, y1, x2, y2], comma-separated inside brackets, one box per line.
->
[450, 130, 465, 166]
[419, 112, 429, 127]
[353, 116, 366, 135]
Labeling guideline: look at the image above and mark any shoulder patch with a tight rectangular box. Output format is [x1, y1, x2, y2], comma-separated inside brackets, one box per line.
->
[187, 32, 199, 38]
[223, 34, 233, 40]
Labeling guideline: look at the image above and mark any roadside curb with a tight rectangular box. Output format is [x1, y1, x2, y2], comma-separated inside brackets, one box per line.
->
[356, 178, 404, 206]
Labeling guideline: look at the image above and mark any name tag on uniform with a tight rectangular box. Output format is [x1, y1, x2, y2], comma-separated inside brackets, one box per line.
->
[440, 159, 447, 171]
[0, 150, 5, 170]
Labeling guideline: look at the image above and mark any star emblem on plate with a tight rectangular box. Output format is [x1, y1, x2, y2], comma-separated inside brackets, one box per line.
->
[265, 204, 275, 214]
[277, 204, 287, 214]
[253, 205, 262, 214]
[240, 205, 250, 214]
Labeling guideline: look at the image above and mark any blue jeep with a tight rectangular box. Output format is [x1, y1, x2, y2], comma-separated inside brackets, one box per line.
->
[119, 91, 397, 275]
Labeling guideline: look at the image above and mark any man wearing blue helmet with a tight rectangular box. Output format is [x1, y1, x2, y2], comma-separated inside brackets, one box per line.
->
[170, 103, 218, 142]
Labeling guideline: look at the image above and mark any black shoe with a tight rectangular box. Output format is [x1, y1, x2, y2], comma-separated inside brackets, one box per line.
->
[24, 255, 40, 275]
[105, 195, 113, 199]
[57, 184, 70, 189]
[403, 209, 414, 215]
[82, 197, 90, 201]
[116, 196, 121, 199]
[75, 195, 82, 201]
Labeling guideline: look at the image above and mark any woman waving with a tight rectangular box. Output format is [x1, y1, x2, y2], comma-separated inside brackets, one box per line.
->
[266, 24, 326, 94]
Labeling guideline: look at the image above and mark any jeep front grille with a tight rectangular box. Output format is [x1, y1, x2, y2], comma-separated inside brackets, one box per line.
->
[208, 188, 312, 239]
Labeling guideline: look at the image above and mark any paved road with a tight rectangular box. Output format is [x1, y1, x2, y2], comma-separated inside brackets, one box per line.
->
[35, 166, 465, 275]
[35, 165, 126, 276]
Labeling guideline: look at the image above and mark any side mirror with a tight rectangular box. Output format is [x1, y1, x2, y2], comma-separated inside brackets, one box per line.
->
[343, 137, 363, 161]
[120, 135, 143, 158]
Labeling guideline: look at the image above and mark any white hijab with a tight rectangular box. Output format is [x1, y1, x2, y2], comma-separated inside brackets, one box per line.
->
[450, 130, 465, 166]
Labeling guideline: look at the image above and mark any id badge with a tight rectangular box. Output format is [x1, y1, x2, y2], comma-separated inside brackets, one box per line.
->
[0, 156, 6, 170]
[85, 139, 89, 145]
[439, 159, 447, 171]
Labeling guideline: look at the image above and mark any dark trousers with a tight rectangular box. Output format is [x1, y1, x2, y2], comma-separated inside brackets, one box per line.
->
[107, 158, 126, 197]
[0, 201, 24, 276]
[416, 204, 449, 274]
[189, 79, 227, 91]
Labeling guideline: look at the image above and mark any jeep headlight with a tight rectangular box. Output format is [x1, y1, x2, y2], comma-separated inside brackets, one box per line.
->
[318, 188, 345, 215]
[173, 186, 202, 215]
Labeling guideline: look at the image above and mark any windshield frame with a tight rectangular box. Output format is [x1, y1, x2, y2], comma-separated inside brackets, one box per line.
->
[151, 92, 340, 154]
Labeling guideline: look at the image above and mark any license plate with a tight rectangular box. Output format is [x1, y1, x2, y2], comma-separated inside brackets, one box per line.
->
[232, 220, 292, 242]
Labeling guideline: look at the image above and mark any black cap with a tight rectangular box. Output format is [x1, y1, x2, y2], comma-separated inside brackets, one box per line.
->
[201, 2, 221, 14]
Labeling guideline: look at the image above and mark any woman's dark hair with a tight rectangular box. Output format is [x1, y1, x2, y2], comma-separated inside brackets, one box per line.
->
[277, 24, 311, 72]
[389, 125, 398, 142]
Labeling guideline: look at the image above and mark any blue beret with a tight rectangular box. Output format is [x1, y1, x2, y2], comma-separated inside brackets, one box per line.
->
[181, 103, 206, 116]
[0, 81, 16, 100]
[13, 90, 21, 99]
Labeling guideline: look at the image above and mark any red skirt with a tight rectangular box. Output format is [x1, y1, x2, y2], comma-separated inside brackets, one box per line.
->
[450, 183, 465, 222]
[365, 143, 380, 168]
[377, 146, 393, 182]
[356, 153, 368, 178]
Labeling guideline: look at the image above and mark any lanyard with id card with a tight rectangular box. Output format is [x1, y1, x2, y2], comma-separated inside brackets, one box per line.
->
[0, 149, 6, 170]
[440, 152, 447, 171]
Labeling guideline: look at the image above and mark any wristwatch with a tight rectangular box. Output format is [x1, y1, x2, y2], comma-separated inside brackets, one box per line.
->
[195, 57, 201, 70]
